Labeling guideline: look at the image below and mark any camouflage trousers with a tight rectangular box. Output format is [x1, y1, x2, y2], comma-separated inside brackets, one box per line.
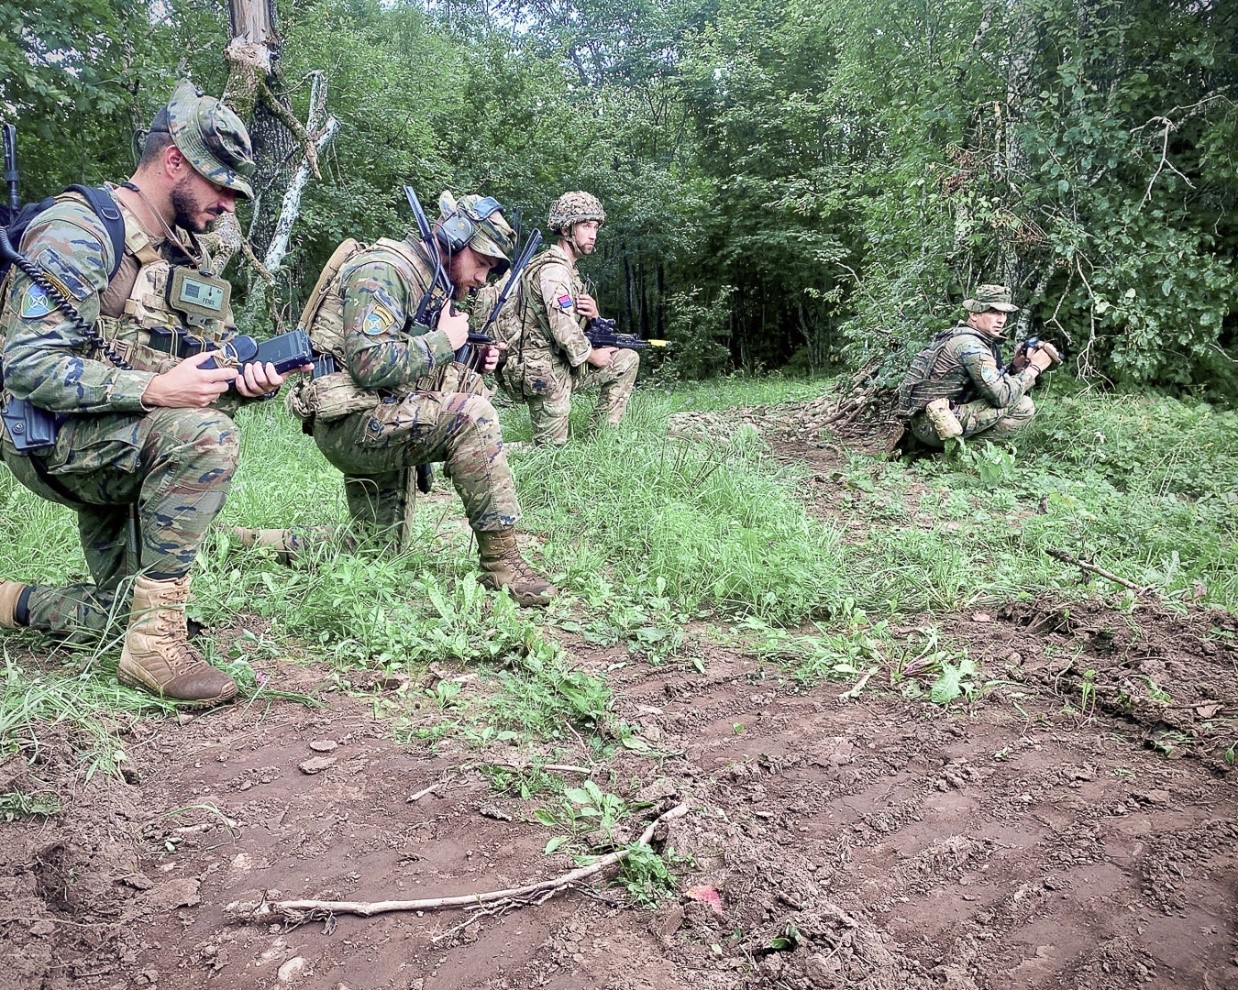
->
[312, 390, 520, 541]
[909, 394, 1037, 448]
[1, 407, 239, 637]
[499, 348, 639, 446]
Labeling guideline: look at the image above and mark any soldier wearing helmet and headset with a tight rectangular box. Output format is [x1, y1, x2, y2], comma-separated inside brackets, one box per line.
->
[491, 191, 639, 446]
[275, 191, 556, 607]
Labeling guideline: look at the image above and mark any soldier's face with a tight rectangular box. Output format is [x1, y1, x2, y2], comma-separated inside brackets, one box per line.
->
[572, 220, 600, 255]
[969, 308, 1008, 337]
[450, 246, 499, 297]
[171, 172, 238, 233]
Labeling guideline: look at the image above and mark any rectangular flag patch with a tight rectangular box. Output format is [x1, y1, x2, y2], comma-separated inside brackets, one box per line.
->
[557, 294, 574, 311]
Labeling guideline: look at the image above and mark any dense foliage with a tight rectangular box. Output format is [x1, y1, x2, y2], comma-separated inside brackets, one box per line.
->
[3, 0, 1235, 391]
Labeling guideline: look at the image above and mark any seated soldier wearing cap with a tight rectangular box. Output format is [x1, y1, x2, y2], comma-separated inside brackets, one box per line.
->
[0, 80, 306, 706]
[273, 191, 556, 607]
[895, 283, 1061, 448]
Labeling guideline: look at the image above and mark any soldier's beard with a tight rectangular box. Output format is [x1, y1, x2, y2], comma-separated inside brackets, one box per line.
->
[170, 181, 221, 234]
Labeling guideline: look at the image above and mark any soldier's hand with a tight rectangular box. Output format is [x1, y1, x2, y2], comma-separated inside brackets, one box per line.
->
[438, 308, 470, 351]
[1011, 347, 1031, 373]
[1028, 348, 1054, 373]
[143, 351, 240, 408]
[479, 343, 505, 374]
[234, 361, 312, 398]
[576, 293, 600, 319]
[586, 346, 617, 369]
[1037, 342, 1062, 366]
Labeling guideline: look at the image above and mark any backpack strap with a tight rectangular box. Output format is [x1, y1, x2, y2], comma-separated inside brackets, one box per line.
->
[64, 185, 126, 281]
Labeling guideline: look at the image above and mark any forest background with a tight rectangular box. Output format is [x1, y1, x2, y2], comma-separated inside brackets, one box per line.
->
[2, 0, 1235, 394]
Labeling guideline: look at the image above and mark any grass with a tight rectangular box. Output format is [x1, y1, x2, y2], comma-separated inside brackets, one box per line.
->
[0, 374, 1234, 787]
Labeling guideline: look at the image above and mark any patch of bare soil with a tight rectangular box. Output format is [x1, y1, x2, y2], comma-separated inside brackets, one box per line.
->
[1, 591, 1233, 990]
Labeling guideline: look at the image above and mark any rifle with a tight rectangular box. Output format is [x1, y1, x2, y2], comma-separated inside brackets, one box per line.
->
[467, 227, 543, 352]
[3, 123, 18, 219]
[584, 318, 669, 352]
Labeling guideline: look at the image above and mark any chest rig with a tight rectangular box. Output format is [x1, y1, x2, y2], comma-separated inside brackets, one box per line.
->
[299, 237, 482, 417]
[95, 197, 234, 375]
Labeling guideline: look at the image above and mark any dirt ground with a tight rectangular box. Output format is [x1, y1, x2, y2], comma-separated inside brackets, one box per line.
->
[1, 438, 1235, 990]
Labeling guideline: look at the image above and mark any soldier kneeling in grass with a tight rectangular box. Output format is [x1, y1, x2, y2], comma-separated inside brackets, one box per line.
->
[895, 284, 1061, 449]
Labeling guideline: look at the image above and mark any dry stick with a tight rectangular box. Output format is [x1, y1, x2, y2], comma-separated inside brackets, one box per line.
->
[1046, 549, 1148, 594]
[226, 802, 690, 924]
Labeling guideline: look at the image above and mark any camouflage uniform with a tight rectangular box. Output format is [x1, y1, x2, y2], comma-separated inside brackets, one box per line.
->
[1, 86, 255, 638]
[0, 80, 259, 704]
[294, 231, 520, 541]
[494, 193, 638, 446]
[896, 324, 1040, 447]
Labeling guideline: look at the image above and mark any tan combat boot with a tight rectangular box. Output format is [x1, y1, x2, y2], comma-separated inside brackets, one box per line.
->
[232, 526, 299, 565]
[0, 581, 29, 629]
[475, 529, 557, 607]
[117, 575, 237, 706]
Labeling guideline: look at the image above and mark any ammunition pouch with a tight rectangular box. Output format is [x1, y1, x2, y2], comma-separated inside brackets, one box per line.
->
[285, 370, 377, 424]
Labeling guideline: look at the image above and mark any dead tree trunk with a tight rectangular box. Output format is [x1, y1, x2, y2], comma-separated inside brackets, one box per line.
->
[209, 0, 338, 329]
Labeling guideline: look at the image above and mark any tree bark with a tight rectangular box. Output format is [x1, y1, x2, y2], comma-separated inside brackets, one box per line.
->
[217, 0, 338, 327]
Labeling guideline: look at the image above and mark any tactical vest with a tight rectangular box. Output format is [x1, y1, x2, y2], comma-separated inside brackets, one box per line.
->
[97, 198, 234, 374]
[894, 325, 1002, 418]
[288, 237, 483, 424]
[0, 191, 233, 376]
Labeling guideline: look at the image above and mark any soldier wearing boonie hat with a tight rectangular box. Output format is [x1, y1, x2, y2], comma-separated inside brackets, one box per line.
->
[894, 282, 1061, 449]
[963, 284, 1020, 314]
[158, 78, 256, 200]
[0, 78, 299, 707]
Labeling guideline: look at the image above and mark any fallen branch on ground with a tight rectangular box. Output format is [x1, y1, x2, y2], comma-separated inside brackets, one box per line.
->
[1047, 549, 1149, 594]
[225, 802, 689, 924]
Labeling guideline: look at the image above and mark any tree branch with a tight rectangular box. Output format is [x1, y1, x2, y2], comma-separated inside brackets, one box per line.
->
[226, 802, 689, 924]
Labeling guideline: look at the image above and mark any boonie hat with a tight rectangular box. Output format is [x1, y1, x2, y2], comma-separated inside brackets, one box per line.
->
[163, 79, 255, 200]
[963, 284, 1019, 313]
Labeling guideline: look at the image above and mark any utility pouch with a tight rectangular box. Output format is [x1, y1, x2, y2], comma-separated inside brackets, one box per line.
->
[2, 397, 59, 452]
[924, 397, 963, 440]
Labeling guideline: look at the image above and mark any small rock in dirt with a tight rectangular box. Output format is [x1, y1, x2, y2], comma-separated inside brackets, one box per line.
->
[29, 919, 54, 936]
[230, 853, 253, 871]
[278, 956, 308, 982]
[653, 904, 685, 937]
[478, 803, 511, 822]
[145, 878, 201, 912]
[298, 756, 336, 775]
[1134, 788, 1171, 805]
[806, 952, 844, 982]
[121, 873, 154, 891]
[1066, 766, 1097, 782]
[634, 778, 679, 803]
[972, 612, 993, 623]
[309, 739, 338, 753]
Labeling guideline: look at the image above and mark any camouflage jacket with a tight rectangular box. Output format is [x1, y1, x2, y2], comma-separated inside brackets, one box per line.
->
[895, 323, 1039, 418]
[511, 243, 592, 370]
[325, 237, 458, 393]
[1, 192, 241, 414]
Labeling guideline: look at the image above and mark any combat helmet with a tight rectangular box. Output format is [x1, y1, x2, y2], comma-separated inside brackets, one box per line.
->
[548, 191, 606, 234]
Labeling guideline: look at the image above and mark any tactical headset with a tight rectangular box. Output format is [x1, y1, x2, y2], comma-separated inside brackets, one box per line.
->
[436, 196, 504, 254]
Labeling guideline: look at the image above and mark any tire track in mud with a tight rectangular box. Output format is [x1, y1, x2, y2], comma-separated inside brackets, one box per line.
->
[592, 633, 1238, 990]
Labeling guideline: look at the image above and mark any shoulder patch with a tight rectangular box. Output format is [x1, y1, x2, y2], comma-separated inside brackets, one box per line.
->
[362, 303, 398, 336]
[34, 245, 95, 302]
[557, 294, 574, 311]
[19, 284, 54, 319]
